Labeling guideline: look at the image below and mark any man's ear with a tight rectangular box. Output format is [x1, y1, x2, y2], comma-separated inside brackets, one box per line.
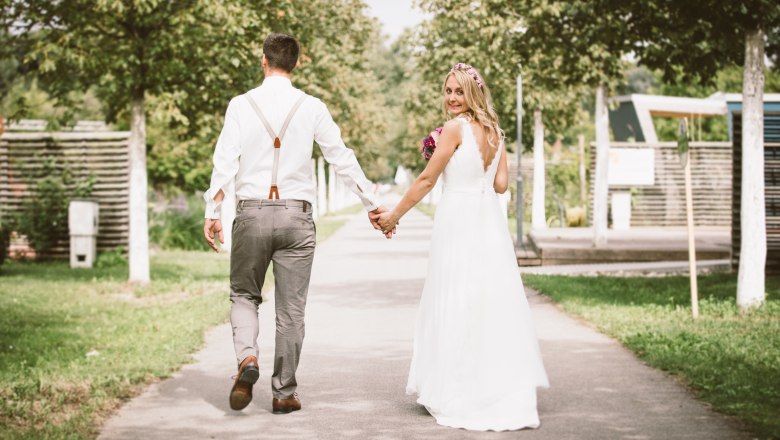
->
[261, 54, 268, 69]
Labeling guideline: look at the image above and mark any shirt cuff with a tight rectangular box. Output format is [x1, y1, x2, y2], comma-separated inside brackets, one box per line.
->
[204, 200, 222, 219]
[360, 193, 381, 212]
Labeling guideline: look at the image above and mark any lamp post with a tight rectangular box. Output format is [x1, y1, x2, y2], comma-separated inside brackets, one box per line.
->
[516, 64, 525, 250]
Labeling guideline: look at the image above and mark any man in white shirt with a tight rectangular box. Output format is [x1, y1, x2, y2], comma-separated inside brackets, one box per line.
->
[202, 33, 390, 414]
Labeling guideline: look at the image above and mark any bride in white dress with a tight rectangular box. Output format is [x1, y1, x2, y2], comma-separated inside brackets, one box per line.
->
[377, 63, 549, 431]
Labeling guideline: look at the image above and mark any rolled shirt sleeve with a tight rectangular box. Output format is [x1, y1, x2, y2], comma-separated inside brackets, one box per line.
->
[313, 100, 382, 211]
[203, 99, 241, 219]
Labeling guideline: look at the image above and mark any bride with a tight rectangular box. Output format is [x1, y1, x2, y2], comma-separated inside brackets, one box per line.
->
[377, 63, 549, 431]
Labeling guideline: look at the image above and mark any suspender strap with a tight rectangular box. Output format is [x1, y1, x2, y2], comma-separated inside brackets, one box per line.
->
[245, 93, 308, 199]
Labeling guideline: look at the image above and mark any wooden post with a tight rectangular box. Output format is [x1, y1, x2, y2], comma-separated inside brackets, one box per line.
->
[684, 158, 699, 319]
[680, 118, 699, 319]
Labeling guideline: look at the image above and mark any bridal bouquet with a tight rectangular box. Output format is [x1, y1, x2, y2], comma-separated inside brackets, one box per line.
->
[420, 127, 443, 161]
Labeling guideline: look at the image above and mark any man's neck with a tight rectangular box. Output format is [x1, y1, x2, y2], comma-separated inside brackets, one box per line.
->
[264, 70, 292, 80]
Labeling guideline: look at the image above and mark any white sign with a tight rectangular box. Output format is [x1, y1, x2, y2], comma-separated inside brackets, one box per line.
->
[608, 148, 655, 186]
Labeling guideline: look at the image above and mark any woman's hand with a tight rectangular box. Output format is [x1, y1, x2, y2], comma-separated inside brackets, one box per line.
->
[377, 211, 399, 235]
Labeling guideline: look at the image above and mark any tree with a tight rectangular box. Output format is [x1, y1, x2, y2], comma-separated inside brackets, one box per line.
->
[2, 0, 276, 283]
[407, 0, 582, 157]
[2, 0, 389, 280]
[514, 0, 633, 244]
[607, 0, 780, 309]
[142, 0, 391, 191]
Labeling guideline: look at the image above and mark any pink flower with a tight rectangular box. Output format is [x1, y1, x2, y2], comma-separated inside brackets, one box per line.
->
[420, 127, 443, 161]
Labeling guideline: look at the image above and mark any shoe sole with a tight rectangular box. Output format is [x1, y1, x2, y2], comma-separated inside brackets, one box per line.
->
[229, 366, 259, 410]
[272, 406, 300, 415]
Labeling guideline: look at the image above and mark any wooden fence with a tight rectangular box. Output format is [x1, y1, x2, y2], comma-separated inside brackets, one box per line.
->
[731, 111, 780, 273]
[588, 141, 732, 227]
[0, 131, 130, 257]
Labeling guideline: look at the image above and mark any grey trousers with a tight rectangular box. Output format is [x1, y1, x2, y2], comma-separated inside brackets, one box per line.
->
[229, 199, 316, 399]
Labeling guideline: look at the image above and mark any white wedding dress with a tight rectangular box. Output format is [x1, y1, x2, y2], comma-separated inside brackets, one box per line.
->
[406, 117, 549, 431]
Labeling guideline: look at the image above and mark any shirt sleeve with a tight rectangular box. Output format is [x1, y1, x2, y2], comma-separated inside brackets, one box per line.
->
[312, 100, 382, 211]
[203, 98, 241, 219]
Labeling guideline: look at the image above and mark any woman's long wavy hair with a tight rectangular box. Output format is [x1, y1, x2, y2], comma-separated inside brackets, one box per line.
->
[441, 67, 505, 170]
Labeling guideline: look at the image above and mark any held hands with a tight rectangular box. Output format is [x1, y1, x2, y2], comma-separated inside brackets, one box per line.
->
[203, 218, 224, 252]
[368, 206, 397, 239]
[376, 211, 400, 236]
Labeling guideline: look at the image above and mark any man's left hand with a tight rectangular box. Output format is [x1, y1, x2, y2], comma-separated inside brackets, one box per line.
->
[204, 218, 224, 252]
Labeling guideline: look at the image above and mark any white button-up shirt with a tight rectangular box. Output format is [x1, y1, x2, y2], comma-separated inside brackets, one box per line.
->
[203, 76, 381, 218]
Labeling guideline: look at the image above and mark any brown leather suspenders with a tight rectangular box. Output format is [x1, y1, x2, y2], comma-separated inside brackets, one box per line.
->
[245, 93, 307, 200]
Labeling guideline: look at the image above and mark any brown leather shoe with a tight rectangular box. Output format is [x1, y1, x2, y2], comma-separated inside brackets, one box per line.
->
[229, 356, 259, 410]
[272, 392, 301, 414]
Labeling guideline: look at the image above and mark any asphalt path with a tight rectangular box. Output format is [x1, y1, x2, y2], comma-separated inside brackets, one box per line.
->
[99, 204, 749, 440]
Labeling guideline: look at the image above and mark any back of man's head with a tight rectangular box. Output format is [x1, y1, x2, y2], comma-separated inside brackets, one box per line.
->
[263, 33, 299, 73]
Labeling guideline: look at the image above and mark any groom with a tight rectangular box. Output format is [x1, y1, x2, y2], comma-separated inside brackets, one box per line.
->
[203, 33, 390, 414]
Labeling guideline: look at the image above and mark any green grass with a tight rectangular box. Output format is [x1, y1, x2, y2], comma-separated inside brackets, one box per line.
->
[0, 210, 355, 439]
[523, 273, 780, 439]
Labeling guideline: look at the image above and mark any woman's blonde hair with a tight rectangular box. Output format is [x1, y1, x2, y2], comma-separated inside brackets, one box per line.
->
[441, 65, 505, 169]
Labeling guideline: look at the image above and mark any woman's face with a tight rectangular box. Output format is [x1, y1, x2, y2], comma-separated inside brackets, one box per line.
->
[444, 75, 468, 116]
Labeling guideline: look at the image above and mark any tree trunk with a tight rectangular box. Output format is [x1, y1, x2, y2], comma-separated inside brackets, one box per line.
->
[578, 134, 587, 213]
[531, 109, 546, 229]
[737, 27, 766, 311]
[593, 84, 610, 247]
[128, 93, 150, 284]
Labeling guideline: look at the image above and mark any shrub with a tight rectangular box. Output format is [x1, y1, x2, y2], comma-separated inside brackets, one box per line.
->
[0, 218, 10, 269]
[13, 155, 95, 259]
[149, 193, 210, 251]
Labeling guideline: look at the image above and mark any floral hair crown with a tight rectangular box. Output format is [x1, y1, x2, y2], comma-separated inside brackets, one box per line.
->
[450, 63, 484, 89]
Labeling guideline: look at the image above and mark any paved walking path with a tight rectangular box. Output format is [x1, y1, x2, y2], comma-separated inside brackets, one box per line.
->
[99, 206, 749, 440]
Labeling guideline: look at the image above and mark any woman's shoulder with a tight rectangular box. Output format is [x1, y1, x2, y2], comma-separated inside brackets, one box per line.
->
[441, 118, 463, 134]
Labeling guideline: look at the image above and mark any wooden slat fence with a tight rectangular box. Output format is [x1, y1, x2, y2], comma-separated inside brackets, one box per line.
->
[588, 141, 732, 227]
[732, 111, 780, 273]
[0, 131, 130, 258]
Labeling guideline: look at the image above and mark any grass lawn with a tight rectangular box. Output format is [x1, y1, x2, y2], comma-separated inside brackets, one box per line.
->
[523, 273, 780, 439]
[0, 207, 357, 440]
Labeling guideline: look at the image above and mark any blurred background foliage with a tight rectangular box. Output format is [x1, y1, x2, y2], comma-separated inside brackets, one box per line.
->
[1, 0, 778, 212]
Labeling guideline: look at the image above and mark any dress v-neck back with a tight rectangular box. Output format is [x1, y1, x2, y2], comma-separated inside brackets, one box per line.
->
[441, 117, 501, 195]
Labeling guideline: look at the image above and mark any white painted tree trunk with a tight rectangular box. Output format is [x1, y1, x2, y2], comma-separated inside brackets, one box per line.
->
[578, 134, 587, 214]
[593, 84, 610, 247]
[531, 110, 546, 229]
[328, 164, 336, 213]
[737, 27, 767, 311]
[221, 179, 235, 252]
[128, 95, 150, 283]
[317, 157, 327, 215]
[310, 159, 319, 219]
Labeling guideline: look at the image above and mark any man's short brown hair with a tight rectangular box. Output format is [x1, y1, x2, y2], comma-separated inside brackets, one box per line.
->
[263, 33, 299, 73]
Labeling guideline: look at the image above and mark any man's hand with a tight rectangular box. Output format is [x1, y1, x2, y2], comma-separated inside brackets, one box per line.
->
[204, 218, 224, 252]
[369, 206, 396, 239]
[377, 211, 399, 236]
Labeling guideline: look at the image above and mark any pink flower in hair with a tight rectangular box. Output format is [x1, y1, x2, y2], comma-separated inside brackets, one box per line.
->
[451, 63, 484, 88]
